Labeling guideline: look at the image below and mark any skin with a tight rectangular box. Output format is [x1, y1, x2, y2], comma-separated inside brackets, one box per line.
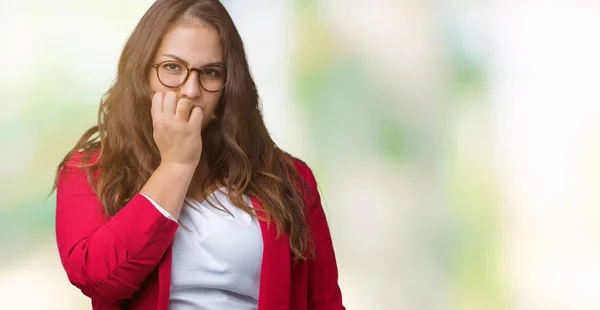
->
[148, 23, 224, 130]
[140, 23, 224, 217]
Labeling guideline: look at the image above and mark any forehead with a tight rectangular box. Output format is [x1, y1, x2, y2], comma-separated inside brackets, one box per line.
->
[155, 24, 222, 66]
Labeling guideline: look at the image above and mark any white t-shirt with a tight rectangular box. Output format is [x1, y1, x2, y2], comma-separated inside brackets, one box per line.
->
[142, 188, 263, 310]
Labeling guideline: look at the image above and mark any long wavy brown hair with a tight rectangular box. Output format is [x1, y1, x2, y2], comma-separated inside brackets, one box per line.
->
[53, 0, 313, 260]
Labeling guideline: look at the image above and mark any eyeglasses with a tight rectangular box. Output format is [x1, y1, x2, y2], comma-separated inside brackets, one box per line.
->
[152, 61, 227, 92]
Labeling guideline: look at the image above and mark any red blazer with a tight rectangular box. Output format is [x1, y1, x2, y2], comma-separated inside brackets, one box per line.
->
[55, 153, 345, 310]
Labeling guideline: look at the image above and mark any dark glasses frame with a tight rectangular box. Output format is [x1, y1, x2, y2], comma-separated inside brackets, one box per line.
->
[151, 60, 227, 92]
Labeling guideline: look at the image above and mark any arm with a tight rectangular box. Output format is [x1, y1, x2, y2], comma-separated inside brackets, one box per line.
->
[298, 163, 345, 310]
[56, 92, 203, 302]
[55, 158, 191, 302]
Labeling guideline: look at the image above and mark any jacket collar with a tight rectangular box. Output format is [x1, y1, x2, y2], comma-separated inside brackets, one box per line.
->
[251, 195, 291, 310]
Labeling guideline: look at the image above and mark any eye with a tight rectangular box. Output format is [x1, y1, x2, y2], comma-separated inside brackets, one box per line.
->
[201, 68, 224, 79]
[162, 62, 184, 72]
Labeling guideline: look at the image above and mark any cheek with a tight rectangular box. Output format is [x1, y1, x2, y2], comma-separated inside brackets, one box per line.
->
[200, 93, 222, 128]
[149, 69, 182, 94]
[148, 72, 159, 91]
[204, 93, 222, 114]
[149, 73, 168, 93]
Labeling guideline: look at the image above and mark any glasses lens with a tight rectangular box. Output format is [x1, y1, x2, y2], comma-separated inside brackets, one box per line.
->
[157, 62, 188, 87]
[199, 66, 226, 91]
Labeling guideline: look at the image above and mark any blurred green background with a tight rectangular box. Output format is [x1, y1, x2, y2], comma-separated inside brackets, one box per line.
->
[1, 1, 600, 309]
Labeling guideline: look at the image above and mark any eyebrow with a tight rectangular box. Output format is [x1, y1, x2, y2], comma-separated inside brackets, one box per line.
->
[162, 54, 224, 67]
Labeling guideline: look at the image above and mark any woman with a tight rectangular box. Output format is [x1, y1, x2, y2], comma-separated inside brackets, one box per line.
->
[53, 0, 344, 309]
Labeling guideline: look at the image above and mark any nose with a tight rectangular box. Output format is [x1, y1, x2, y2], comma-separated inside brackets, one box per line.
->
[179, 71, 202, 99]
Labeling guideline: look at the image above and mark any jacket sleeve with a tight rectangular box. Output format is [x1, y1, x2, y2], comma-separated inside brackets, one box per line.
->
[298, 163, 346, 310]
[55, 159, 179, 302]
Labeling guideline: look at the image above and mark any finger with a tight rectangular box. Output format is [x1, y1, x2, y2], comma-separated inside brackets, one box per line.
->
[188, 106, 204, 129]
[163, 91, 177, 116]
[176, 98, 192, 122]
[151, 92, 164, 121]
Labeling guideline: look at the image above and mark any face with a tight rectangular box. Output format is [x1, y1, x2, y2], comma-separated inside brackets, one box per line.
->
[149, 23, 224, 129]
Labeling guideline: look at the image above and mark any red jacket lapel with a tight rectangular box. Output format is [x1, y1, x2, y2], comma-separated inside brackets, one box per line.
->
[251, 195, 291, 310]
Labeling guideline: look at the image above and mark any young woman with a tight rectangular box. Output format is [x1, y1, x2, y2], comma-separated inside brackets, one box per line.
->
[53, 0, 344, 309]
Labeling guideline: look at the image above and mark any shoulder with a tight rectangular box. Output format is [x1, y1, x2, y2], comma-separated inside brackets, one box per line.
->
[284, 152, 311, 177]
[63, 149, 100, 170]
[58, 150, 101, 189]
[284, 153, 319, 195]
[290, 155, 309, 176]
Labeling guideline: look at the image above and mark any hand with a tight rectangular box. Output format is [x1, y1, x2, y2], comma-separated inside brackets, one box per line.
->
[150, 91, 204, 167]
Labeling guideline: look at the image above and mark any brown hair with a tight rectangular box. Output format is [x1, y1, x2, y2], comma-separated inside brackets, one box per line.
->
[53, 0, 313, 260]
